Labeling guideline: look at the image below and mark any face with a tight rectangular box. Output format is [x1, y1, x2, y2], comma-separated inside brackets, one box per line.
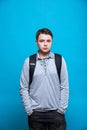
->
[36, 34, 52, 55]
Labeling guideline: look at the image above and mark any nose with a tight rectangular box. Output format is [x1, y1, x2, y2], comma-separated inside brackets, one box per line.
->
[44, 41, 48, 46]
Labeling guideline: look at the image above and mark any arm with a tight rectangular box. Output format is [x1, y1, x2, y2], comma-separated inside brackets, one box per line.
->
[20, 58, 33, 115]
[59, 56, 69, 113]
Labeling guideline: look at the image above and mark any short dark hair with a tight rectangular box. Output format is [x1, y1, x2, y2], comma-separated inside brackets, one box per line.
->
[36, 28, 53, 40]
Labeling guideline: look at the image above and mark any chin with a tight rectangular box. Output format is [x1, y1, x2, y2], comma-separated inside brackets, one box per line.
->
[42, 50, 50, 54]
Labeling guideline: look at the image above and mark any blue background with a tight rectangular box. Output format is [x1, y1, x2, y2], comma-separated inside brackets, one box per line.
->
[0, 0, 87, 130]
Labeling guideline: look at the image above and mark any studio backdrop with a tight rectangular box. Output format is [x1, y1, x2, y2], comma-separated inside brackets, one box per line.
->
[0, 0, 87, 130]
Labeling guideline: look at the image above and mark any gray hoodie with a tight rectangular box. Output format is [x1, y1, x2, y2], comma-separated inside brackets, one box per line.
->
[20, 52, 69, 115]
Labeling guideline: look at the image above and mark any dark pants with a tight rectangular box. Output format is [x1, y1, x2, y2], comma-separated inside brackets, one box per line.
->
[28, 110, 66, 130]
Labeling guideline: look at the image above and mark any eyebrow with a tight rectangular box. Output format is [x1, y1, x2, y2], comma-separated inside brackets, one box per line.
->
[39, 39, 52, 42]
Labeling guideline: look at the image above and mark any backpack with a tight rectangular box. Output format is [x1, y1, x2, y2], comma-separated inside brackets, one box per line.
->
[29, 53, 62, 85]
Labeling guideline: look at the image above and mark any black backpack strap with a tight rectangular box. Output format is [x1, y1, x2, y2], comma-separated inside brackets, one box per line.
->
[55, 53, 62, 83]
[29, 54, 36, 85]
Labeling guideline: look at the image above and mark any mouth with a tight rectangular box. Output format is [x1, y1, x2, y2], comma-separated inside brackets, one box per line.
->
[43, 48, 48, 50]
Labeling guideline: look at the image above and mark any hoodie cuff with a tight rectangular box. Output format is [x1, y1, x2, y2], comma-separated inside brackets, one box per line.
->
[27, 109, 33, 116]
[58, 107, 66, 114]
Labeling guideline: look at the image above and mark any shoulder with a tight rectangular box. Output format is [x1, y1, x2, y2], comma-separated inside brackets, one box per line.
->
[22, 57, 29, 69]
[24, 53, 37, 65]
[53, 52, 66, 63]
[53, 53, 62, 60]
[24, 57, 29, 63]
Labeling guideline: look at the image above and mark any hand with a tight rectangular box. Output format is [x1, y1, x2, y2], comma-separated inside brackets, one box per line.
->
[57, 109, 64, 114]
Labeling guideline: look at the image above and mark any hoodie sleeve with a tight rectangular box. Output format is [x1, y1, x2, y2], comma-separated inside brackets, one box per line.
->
[20, 58, 33, 115]
[59, 56, 69, 113]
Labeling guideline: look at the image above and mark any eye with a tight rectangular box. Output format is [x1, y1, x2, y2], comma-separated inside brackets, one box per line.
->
[39, 39, 45, 42]
[47, 40, 51, 43]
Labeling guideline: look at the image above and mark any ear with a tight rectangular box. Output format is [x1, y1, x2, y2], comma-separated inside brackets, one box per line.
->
[36, 40, 38, 45]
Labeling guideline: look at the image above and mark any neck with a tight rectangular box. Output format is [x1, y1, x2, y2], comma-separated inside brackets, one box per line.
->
[38, 50, 50, 58]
